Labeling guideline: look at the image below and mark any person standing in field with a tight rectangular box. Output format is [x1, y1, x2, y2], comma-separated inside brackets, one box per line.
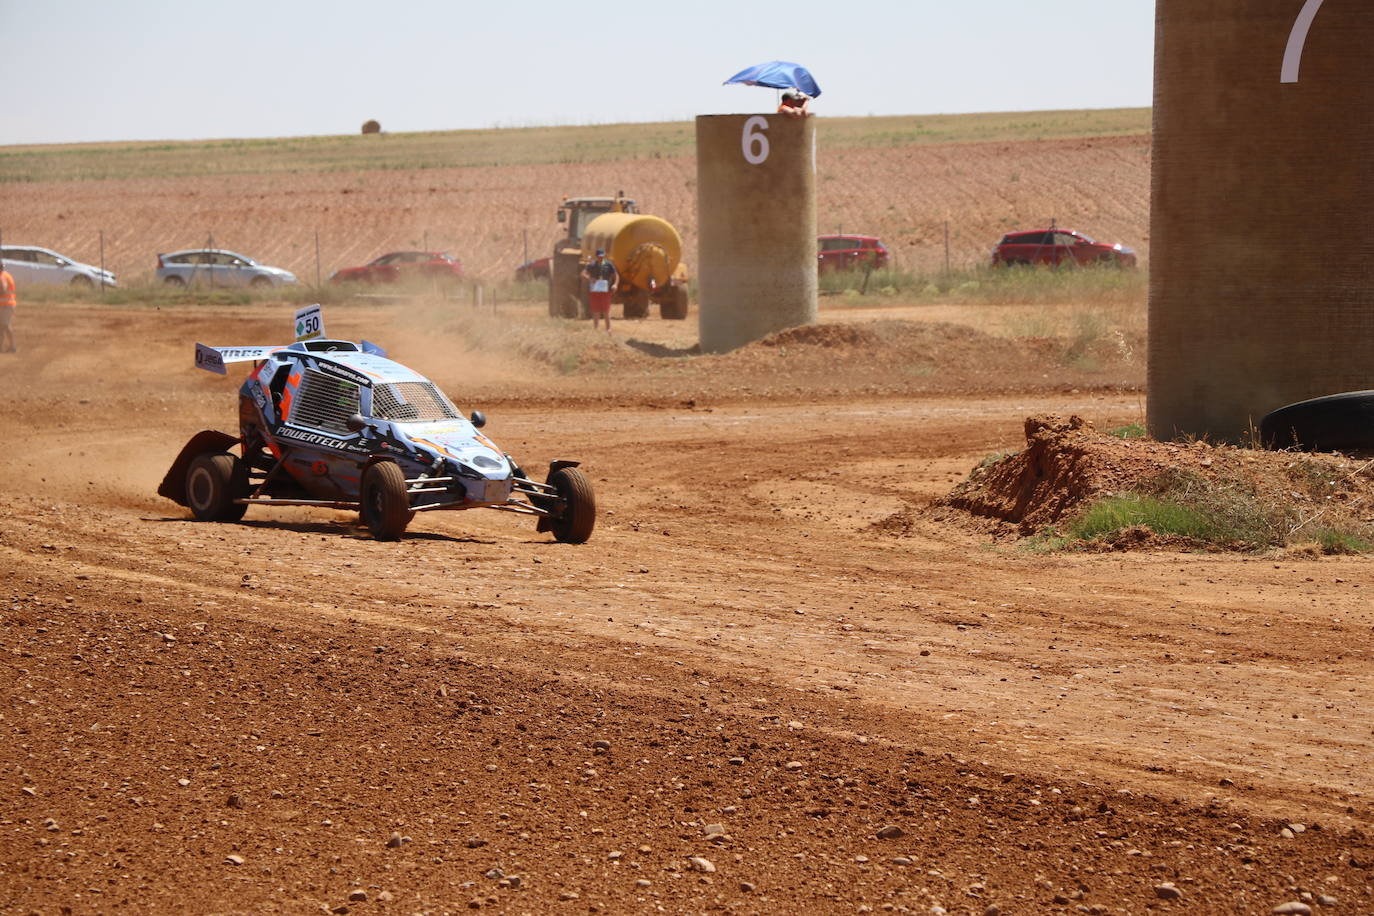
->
[778, 89, 812, 118]
[581, 248, 618, 333]
[0, 259, 16, 353]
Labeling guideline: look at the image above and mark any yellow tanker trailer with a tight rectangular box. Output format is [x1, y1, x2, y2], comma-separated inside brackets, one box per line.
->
[548, 196, 690, 320]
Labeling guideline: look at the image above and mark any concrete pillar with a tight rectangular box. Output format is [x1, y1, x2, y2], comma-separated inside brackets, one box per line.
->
[1149, 1, 1374, 441]
[696, 114, 816, 354]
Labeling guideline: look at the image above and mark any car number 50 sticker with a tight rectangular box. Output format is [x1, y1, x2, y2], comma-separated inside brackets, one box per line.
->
[742, 116, 770, 165]
[294, 303, 325, 341]
[1282, 0, 1325, 83]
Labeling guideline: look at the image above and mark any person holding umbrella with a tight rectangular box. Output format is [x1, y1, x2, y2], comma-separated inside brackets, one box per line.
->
[724, 60, 823, 117]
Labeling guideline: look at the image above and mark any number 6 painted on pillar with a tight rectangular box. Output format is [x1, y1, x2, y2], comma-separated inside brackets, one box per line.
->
[742, 116, 770, 165]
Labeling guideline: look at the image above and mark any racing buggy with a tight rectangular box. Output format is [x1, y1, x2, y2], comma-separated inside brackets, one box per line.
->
[159, 308, 595, 542]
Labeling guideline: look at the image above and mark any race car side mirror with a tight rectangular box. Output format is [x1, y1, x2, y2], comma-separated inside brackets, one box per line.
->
[470, 410, 487, 428]
[346, 414, 368, 433]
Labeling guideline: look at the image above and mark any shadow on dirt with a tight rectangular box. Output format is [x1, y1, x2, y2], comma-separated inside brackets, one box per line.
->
[146, 516, 494, 544]
[624, 338, 701, 359]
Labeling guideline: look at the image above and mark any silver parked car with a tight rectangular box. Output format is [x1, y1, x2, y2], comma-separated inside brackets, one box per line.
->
[0, 245, 117, 288]
[157, 249, 296, 288]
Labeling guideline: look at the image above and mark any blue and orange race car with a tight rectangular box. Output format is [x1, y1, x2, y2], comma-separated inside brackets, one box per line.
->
[159, 308, 595, 542]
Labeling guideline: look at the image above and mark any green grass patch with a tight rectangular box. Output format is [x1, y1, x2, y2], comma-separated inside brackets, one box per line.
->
[1068, 495, 1226, 542]
[18, 281, 370, 308]
[1310, 529, 1374, 555]
[1107, 423, 1147, 439]
[1079, 468, 1287, 548]
[1057, 467, 1374, 553]
[820, 264, 1145, 308]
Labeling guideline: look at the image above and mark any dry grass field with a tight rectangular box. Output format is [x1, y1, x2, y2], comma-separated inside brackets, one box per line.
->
[0, 109, 1150, 284]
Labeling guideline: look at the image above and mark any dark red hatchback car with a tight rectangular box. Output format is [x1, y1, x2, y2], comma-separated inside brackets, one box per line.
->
[991, 229, 1136, 268]
[818, 234, 890, 272]
[330, 250, 465, 285]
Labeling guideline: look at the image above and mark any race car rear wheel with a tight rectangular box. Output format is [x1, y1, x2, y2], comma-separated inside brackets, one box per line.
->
[548, 467, 596, 544]
[186, 451, 248, 522]
[361, 461, 413, 540]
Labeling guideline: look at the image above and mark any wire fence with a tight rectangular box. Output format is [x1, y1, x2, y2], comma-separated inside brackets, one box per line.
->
[1, 213, 1144, 302]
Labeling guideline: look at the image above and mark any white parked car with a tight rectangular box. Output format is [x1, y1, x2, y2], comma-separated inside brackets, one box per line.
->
[157, 249, 297, 288]
[0, 245, 117, 288]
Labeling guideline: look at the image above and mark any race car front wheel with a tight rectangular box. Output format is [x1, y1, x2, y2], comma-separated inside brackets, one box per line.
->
[548, 467, 596, 544]
[186, 451, 248, 522]
[361, 461, 414, 540]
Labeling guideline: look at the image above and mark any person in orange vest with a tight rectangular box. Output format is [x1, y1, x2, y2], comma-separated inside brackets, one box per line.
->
[0, 258, 16, 353]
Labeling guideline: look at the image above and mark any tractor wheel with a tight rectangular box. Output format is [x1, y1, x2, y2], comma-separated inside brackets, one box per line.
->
[360, 461, 414, 540]
[185, 451, 248, 522]
[1259, 390, 1374, 452]
[547, 467, 596, 544]
[660, 286, 689, 320]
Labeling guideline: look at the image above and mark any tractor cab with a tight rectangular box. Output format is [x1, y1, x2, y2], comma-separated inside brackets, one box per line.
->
[557, 193, 638, 245]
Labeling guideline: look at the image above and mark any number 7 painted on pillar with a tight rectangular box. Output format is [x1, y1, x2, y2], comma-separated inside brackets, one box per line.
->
[1281, 0, 1324, 83]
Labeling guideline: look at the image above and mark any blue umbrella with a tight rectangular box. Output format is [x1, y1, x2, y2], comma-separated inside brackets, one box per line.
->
[723, 60, 822, 99]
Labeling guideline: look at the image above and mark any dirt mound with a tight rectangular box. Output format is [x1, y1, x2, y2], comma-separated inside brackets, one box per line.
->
[755, 323, 878, 349]
[938, 414, 1374, 546]
[719, 320, 1119, 396]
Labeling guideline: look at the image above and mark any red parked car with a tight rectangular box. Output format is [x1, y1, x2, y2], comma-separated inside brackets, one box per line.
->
[991, 229, 1137, 268]
[330, 251, 465, 285]
[818, 234, 890, 272]
[514, 256, 551, 282]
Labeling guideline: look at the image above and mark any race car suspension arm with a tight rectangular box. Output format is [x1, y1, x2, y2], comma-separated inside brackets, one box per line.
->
[241, 451, 289, 502]
[500, 476, 563, 518]
[237, 450, 361, 509]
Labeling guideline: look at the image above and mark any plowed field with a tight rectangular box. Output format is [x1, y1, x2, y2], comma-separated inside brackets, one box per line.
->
[0, 132, 1148, 283]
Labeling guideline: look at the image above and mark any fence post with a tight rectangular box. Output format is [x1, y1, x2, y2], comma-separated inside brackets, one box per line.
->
[99, 230, 107, 295]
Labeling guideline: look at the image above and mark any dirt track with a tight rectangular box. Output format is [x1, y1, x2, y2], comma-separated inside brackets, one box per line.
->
[3, 301, 1372, 915]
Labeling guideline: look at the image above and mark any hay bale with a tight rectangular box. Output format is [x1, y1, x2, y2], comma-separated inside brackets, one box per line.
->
[361, 120, 381, 135]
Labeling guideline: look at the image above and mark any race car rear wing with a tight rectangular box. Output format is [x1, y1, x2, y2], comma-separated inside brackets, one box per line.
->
[192, 307, 384, 375]
[194, 343, 281, 375]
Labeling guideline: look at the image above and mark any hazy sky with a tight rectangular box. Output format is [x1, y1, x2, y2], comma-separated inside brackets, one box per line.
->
[0, 1, 1155, 146]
